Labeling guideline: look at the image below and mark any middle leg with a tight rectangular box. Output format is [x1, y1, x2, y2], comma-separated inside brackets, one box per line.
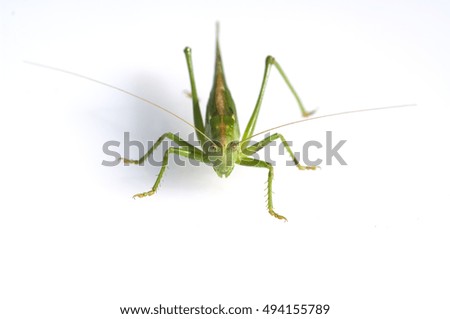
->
[237, 157, 287, 221]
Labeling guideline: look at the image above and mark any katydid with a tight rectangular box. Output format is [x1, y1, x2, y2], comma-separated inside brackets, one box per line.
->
[122, 24, 317, 221]
[25, 24, 412, 221]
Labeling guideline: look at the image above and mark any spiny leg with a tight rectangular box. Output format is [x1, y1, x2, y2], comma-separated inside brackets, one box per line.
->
[242, 55, 315, 148]
[271, 57, 315, 117]
[237, 157, 287, 221]
[120, 132, 203, 165]
[184, 47, 206, 145]
[243, 132, 318, 170]
[133, 146, 207, 199]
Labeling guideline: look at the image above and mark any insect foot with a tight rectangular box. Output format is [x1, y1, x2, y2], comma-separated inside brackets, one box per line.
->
[297, 164, 319, 170]
[121, 157, 139, 165]
[302, 109, 316, 118]
[132, 190, 155, 199]
[269, 209, 288, 222]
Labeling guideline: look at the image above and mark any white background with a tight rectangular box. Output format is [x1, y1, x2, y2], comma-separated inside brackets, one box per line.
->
[1, 0, 449, 318]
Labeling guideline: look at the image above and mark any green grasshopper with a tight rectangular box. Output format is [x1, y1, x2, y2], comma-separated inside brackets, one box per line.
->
[25, 24, 411, 221]
[122, 24, 317, 221]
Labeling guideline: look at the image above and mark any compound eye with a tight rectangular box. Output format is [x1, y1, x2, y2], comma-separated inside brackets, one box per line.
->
[208, 144, 220, 153]
[228, 141, 239, 151]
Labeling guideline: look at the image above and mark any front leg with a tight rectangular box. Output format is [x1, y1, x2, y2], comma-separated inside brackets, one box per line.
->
[133, 146, 207, 199]
[242, 132, 318, 170]
[121, 132, 203, 165]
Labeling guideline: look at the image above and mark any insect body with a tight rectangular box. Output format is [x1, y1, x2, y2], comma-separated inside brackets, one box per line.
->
[25, 25, 411, 221]
[123, 24, 317, 221]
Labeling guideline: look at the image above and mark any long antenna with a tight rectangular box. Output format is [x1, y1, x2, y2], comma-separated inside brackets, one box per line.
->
[241, 104, 415, 144]
[24, 61, 215, 145]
